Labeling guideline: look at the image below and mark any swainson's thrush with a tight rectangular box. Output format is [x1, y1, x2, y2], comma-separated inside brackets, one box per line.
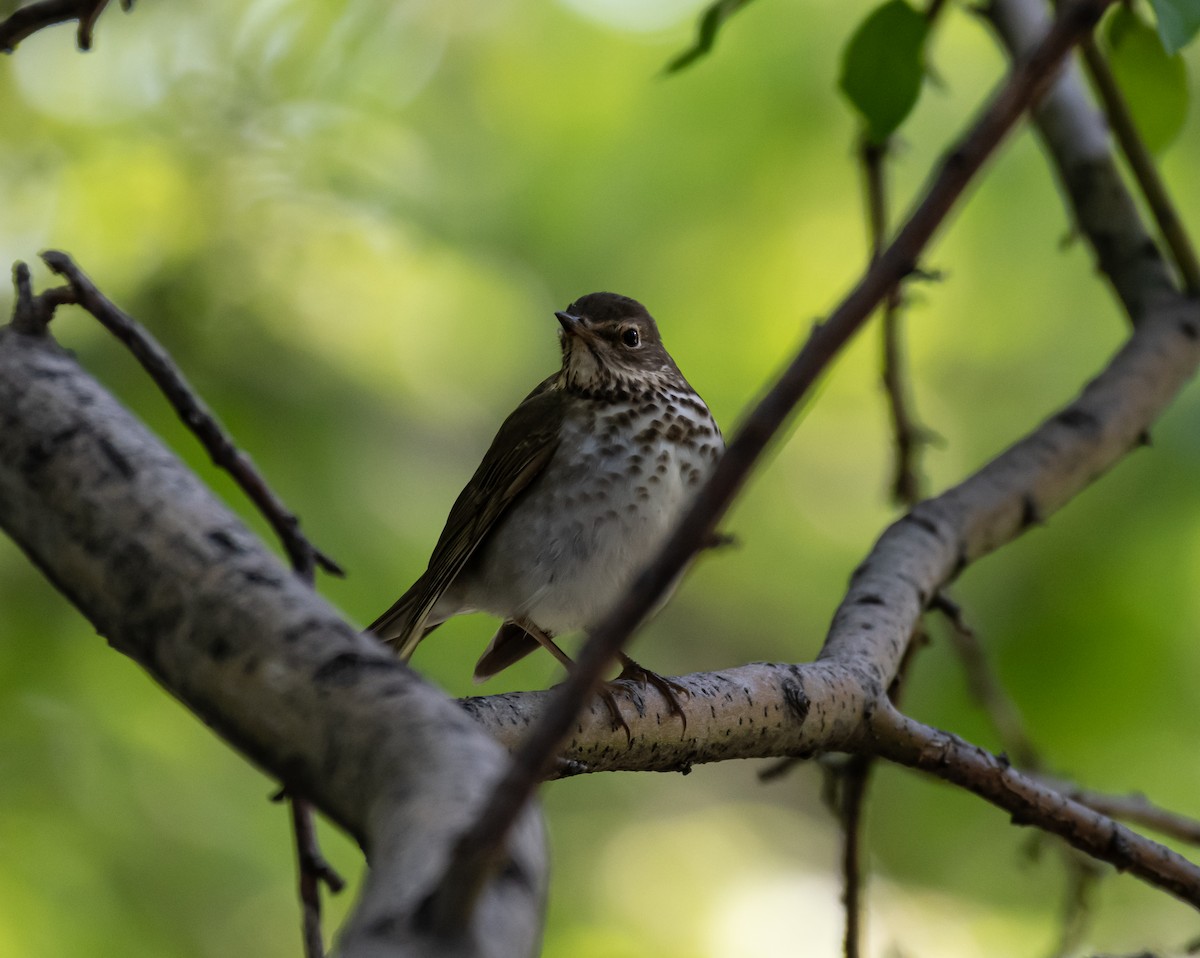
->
[369, 292, 722, 723]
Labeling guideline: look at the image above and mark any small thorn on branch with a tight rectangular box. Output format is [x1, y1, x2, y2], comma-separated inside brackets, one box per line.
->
[9, 260, 77, 335]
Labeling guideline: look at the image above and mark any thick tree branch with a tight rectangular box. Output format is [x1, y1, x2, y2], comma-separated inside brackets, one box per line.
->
[0, 322, 547, 958]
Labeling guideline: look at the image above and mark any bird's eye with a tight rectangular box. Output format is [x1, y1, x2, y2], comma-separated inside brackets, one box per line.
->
[620, 327, 640, 348]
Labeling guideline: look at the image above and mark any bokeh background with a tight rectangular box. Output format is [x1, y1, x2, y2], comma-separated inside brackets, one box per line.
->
[2, 0, 1200, 954]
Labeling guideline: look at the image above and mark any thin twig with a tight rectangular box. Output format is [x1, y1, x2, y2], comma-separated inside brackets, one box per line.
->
[291, 797, 346, 958]
[836, 754, 871, 958]
[834, 629, 926, 958]
[1080, 38, 1200, 295]
[664, 0, 760, 74]
[419, 0, 1116, 931]
[931, 593, 1042, 770]
[868, 702, 1200, 908]
[861, 138, 927, 506]
[11, 261, 69, 334]
[0, 0, 130, 53]
[39, 251, 344, 580]
[1061, 787, 1200, 846]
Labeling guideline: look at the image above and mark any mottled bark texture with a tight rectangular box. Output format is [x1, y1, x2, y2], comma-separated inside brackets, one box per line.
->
[0, 325, 547, 958]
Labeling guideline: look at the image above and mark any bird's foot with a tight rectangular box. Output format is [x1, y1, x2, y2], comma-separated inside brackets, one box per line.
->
[612, 653, 689, 732]
[597, 685, 634, 742]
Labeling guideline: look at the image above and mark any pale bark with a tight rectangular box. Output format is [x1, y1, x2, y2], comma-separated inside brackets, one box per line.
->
[0, 325, 547, 958]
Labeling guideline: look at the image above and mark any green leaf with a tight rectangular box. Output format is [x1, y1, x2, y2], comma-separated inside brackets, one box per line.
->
[838, 0, 929, 145]
[1148, 0, 1200, 53]
[665, 0, 759, 75]
[1105, 5, 1190, 153]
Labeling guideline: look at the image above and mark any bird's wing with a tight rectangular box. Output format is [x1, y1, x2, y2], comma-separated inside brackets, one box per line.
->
[368, 374, 564, 655]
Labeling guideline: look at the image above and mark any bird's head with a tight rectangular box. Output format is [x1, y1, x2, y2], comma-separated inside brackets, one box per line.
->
[555, 292, 679, 396]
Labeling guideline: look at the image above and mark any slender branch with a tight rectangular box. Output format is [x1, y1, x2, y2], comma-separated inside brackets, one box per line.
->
[831, 631, 926, 958]
[0, 0, 130, 53]
[39, 251, 343, 580]
[931, 593, 1042, 770]
[1079, 38, 1200, 295]
[291, 798, 345, 958]
[835, 755, 871, 958]
[425, 0, 1117, 928]
[664, 0, 760, 74]
[867, 702, 1200, 908]
[1058, 788, 1200, 846]
[861, 137, 927, 506]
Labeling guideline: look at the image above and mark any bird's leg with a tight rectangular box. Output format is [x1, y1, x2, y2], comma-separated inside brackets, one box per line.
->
[614, 652, 690, 731]
[519, 619, 633, 739]
[516, 619, 576, 672]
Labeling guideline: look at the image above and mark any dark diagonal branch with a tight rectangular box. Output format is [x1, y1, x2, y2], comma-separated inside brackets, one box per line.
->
[424, 0, 1116, 930]
[39, 251, 343, 581]
[0, 0, 130, 52]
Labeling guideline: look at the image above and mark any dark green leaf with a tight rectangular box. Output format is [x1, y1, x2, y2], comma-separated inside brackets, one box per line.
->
[665, 0, 759, 75]
[1105, 5, 1189, 153]
[1148, 0, 1200, 53]
[838, 0, 929, 145]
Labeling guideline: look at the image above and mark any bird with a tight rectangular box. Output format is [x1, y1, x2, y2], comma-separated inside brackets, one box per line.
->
[368, 292, 723, 728]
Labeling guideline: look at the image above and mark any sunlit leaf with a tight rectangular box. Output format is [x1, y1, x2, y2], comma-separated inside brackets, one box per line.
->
[1105, 5, 1189, 153]
[1148, 0, 1200, 53]
[838, 0, 928, 145]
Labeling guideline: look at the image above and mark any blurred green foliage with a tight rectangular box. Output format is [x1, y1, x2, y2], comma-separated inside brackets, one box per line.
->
[1, 0, 1200, 955]
[1106, 4, 1190, 153]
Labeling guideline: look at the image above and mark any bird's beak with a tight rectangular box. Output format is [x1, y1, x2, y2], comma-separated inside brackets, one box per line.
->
[555, 310, 583, 336]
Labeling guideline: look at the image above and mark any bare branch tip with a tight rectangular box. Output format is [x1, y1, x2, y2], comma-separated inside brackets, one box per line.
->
[10, 261, 41, 334]
[315, 549, 346, 577]
[10, 259, 76, 334]
[13, 260, 32, 296]
[40, 249, 74, 277]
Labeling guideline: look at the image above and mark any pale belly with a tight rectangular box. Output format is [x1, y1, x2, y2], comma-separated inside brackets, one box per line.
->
[439, 401, 720, 635]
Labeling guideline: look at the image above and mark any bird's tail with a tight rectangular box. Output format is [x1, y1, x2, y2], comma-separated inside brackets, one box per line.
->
[367, 577, 435, 661]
